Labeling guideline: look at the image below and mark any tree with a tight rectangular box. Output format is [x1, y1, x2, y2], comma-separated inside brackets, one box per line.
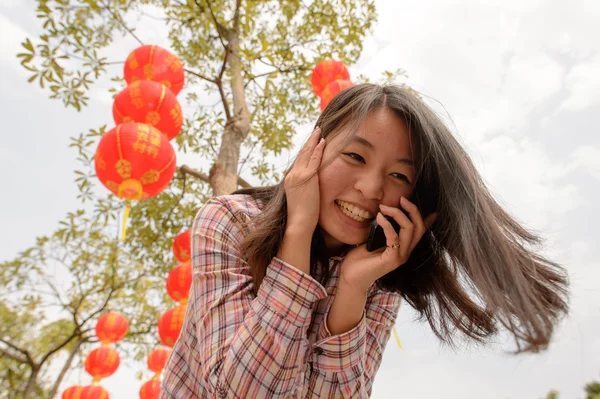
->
[0, 208, 161, 398]
[7, 0, 405, 397]
[585, 381, 600, 399]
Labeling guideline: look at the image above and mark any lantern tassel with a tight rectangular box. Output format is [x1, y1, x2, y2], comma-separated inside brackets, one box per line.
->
[392, 327, 403, 350]
[121, 201, 131, 241]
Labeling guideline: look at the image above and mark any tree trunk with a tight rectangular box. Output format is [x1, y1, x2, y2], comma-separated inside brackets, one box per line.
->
[209, 29, 251, 196]
[46, 340, 83, 399]
[22, 365, 39, 399]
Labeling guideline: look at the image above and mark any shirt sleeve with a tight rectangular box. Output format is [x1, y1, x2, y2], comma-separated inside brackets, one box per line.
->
[307, 282, 402, 398]
[160, 197, 328, 399]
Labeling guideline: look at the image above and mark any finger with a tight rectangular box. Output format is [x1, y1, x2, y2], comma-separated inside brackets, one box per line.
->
[307, 137, 326, 171]
[379, 204, 413, 261]
[376, 212, 399, 249]
[296, 127, 321, 167]
[399, 197, 426, 251]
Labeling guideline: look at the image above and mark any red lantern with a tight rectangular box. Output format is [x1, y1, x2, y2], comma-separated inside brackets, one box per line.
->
[311, 59, 350, 97]
[124, 45, 185, 96]
[113, 80, 183, 141]
[62, 385, 84, 399]
[158, 305, 186, 347]
[96, 312, 129, 344]
[166, 262, 192, 302]
[139, 379, 161, 399]
[147, 348, 171, 373]
[94, 123, 177, 201]
[320, 80, 354, 111]
[172, 230, 191, 262]
[85, 347, 120, 379]
[80, 386, 109, 399]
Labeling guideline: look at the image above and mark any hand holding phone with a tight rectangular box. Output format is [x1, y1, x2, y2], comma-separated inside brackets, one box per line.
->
[366, 215, 401, 252]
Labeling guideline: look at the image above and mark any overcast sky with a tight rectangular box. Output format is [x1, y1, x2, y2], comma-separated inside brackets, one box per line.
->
[1, 0, 599, 398]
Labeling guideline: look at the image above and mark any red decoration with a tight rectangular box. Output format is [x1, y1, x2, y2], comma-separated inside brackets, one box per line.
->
[113, 80, 183, 141]
[139, 379, 161, 399]
[166, 262, 192, 302]
[311, 59, 350, 97]
[62, 385, 84, 399]
[158, 305, 186, 347]
[85, 347, 120, 379]
[124, 45, 185, 96]
[319, 80, 354, 111]
[172, 230, 191, 262]
[80, 386, 109, 399]
[147, 348, 171, 373]
[94, 123, 177, 201]
[96, 312, 129, 344]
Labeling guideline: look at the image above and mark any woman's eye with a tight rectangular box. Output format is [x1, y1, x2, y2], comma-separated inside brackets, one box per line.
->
[343, 152, 365, 163]
[391, 173, 410, 183]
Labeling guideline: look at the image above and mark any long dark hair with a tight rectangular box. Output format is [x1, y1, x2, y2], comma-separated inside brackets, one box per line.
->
[233, 83, 568, 353]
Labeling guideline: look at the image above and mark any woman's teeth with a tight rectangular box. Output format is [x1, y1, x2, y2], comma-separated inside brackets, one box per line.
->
[335, 200, 373, 222]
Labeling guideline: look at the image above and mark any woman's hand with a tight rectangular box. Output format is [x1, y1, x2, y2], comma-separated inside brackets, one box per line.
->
[339, 197, 438, 294]
[283, 127, 326, 234]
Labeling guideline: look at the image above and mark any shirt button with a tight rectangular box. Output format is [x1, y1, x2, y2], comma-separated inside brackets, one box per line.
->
[314, 347, 323, 355]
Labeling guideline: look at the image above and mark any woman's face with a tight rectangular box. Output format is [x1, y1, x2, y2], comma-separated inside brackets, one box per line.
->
[318, 107, 418, 249]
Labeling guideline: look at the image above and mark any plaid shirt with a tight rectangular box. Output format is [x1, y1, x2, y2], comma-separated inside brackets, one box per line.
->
[160, 194, 402, 399]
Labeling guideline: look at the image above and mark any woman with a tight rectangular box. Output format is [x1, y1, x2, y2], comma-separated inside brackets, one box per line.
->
[160, 84, 569, 398]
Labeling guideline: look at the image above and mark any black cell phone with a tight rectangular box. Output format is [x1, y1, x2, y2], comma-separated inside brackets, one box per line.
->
[366, 215, 401, 252]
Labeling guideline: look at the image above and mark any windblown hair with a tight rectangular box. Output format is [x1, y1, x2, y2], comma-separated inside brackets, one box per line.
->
[234, 83, 568, 353]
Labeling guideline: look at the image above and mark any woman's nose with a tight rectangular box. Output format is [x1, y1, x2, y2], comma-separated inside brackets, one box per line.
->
[353, 172, 384, 201]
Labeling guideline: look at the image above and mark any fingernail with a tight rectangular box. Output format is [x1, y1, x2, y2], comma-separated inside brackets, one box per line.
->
[319, 138, 325, 145]
[379, 204, 389, 209]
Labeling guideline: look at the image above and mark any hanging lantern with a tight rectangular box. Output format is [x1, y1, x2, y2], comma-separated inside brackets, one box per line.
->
[139, 379, 161, 399]
[124, 45, 185, 96]
[158, 305, 186, 347]
[94, 123, 177, 239]
[172, 230, 191, 262]
[320, 80, 354, 111]
[62, 385, 84, 399]
[166, 261, 192, 302]
[113, 80, 183, 141]
[95, 123, 177, 201]
[80, 385, 109, 399]
[147, 348, 171, 373]
[310, 59, 350, 97]
[85, 347, 120, 380]
[96, 312, 129, 344]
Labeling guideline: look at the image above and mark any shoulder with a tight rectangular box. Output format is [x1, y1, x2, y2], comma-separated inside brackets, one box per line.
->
[192, 194, 264, 243]
[196, 194, 264, 221]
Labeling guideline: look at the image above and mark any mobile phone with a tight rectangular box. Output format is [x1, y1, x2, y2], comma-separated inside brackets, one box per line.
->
[366, 215, 401, 252]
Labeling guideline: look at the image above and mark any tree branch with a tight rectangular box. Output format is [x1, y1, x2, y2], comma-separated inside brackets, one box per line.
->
[46, 339, 83, 399]
[0, 338, 34, 365]
[101, 1, 144, 46]
[184, 68, 216, 84]
[204, 0, 230, 48]
[0, 345, 27, 364]
[180, 164, 250, 188]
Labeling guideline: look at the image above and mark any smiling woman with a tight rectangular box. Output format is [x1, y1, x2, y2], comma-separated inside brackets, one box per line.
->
[160, 84, 569, 399]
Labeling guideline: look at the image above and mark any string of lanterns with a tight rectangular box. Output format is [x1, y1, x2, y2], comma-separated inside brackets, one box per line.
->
[62, 313, 129, 399]
[94, 44, 185, 241]
[138, 229, 192, 398]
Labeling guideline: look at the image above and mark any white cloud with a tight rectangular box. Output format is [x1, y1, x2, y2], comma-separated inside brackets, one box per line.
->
[560, 57, 600, 111]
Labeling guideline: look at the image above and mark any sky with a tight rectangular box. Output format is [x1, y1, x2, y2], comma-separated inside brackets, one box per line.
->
[1, 0, 599, 398]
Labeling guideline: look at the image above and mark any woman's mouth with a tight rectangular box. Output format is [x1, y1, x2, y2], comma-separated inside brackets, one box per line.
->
[334, 199, 374, 223]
